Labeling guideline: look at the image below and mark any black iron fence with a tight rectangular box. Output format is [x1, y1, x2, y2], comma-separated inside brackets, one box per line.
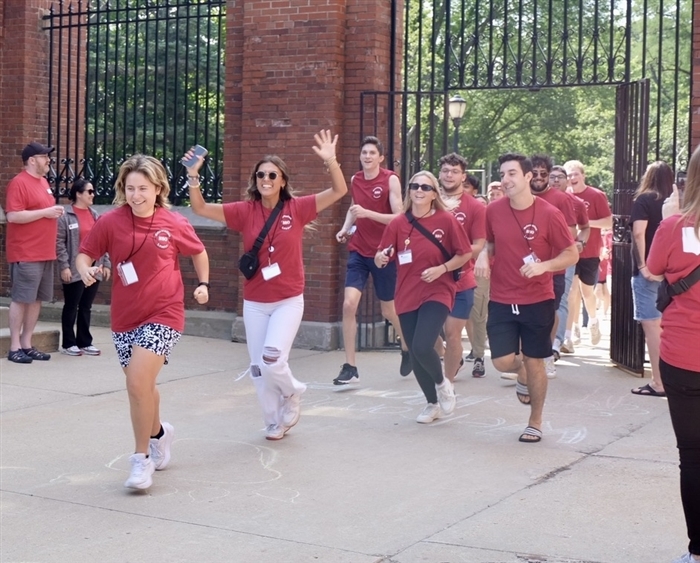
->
[43, 0, 226, 204]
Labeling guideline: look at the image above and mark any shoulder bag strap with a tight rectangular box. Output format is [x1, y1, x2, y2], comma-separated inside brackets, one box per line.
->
[668, 264, 700, 295]
[405, 211, 452, 262]
[249, 199, 284, 255]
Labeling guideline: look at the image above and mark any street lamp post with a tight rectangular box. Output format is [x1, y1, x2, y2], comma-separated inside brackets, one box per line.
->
[448, 95, 467, 154]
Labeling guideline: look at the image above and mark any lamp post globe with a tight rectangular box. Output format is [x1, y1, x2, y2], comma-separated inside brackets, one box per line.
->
[448, 95, 467, 153]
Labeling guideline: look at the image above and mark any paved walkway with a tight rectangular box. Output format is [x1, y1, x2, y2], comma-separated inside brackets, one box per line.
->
[1, 322, 685, 563]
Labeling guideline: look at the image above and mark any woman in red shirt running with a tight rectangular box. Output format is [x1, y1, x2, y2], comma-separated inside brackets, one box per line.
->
[184, 130, 347, 440]
[647, 145, 700, 563]
[375, 171, 471, 424]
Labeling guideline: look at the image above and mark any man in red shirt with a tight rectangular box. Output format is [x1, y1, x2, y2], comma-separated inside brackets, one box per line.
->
[530, 154, 587, 378]
[334, 137, 406, 384]
[563, 160, 612, 347]
[437, 153, 486, 380]
[485, 153, 578, 443]
[5, 142, 65, 364]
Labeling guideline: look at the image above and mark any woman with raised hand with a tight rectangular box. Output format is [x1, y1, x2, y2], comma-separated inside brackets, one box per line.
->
[183, 130, 347, 441]
[375, 171, 471, 424]
[647, 146, 700, 563]
[76, 155, 210, 491]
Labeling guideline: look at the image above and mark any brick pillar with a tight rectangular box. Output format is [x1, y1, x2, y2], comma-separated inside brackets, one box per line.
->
[0, 0, 54, 289]
[692, 0, 700, 151]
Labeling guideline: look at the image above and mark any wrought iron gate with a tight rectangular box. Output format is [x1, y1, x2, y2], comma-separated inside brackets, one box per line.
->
[611, 80, 650, 375]
[43, 0, 225, 203]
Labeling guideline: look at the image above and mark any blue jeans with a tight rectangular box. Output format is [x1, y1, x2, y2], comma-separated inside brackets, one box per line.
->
[555, 264, 575, 344]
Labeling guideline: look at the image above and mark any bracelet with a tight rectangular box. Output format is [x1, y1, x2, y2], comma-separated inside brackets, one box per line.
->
[197, 281, 210, 289]
[187, 181, 201, 189]
[324, 157, 340, 170]
[443, 264, 449, 273]
[639, 265, 647, 270]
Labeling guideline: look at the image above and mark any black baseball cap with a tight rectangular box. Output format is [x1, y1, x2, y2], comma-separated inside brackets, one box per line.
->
[22, 142, 55, 162]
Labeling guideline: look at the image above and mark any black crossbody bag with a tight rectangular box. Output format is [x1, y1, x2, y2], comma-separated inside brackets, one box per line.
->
[405, 211, 462, 282]
[238, 199, 284, 280]
[656, 264, 700, 312]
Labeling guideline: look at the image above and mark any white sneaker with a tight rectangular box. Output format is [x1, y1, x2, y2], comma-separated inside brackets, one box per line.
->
[589, 319, 601, 345]
[436, 378, 456, 414]
[544, 356, 557, 379]
[281, 394, 301, 429]
[671, 553, 699, 563]
[124, 453, 154, 490]
[552, 337, 562, 354]
[265, 424, 287, 441]
[80, 345, 101, 356]
[572, 324, 581, 345]
[560, 338, 575, 354]
[416, 403, 442, 424]
[61, 346, 82, 356]
[149, 422, 174, 470]
[500, 372, 518, 380]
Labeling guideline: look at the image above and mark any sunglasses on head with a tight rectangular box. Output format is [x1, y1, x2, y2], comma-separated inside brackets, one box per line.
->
[256, 171, 279, 180]
[408, 183, 435, 192]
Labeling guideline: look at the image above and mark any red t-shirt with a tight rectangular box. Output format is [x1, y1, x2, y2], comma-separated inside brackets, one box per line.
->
[5, 170, 58, 262]
[573, 186, 611, 259]
[74, 206, 96, 246]
[80, 206, 205, 333]
[348, 168, 397, 257]
[536, 188, 577, 275]
[486, 197, 574, 305]
[569, 193, 590, 228]
[448, 194, 485, 291]
[647, 215, 700, 372]
[379, 210, 471, 315]
[224, 195, 318, 303]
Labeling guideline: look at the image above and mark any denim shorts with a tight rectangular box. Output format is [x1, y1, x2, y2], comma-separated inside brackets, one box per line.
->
[112, 323, 182, 367]
[450, 288, 475, 320]
[631, 274, 661, 321]
[344, 251, 397, 302]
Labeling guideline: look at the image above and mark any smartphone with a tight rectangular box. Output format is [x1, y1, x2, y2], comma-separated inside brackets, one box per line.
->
[181, 145, 208, 168]
[676, 170, 687, 206]
[382, 244, 394, 256]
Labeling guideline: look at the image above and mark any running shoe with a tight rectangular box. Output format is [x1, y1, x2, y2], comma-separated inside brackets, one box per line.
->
[333, 363, 359, 385]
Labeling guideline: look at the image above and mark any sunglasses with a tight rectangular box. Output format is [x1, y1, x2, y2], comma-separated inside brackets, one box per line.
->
[256, 171, 279, 180]
[408, 183, 435, 192]
[531, 171, 549, 178]
[84, 189, 95, 195]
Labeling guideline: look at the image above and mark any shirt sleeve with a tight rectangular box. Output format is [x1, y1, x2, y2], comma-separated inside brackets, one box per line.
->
[79, 214, 109, 261]
[223, 201, 247, 232]
[548, 206, 576, 254]
[647, 217, 671, 276]
[174, 214, 206, 256]
[469, 199, 487, 242]
[297, 194, 319, 226]
[630, 193, 653, 224]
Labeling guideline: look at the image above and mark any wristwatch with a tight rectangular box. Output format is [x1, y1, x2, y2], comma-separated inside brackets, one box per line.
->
[197, 282, 211, 289]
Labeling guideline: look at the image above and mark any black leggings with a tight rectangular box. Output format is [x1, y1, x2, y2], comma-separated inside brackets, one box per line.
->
[61, 280, 100, 349]
[660, 357, 700, 556]
[399, 301, 449, 404]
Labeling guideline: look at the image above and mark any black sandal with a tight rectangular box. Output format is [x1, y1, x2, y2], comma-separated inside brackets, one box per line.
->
[21, 347, 51, 361]
[8, 349, 32, 363]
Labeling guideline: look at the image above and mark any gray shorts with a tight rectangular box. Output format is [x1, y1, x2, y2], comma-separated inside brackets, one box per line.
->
[9, 261, 54, 303]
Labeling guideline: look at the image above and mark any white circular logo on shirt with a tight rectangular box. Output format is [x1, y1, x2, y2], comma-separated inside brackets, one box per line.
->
[522, 224, 539, 241]
[432, 229, 445, 242]
[453, 211, 466, 225]
[280, 214, 293, 230]
[372, 186, 383, 199]
[154, 229, 172, 249]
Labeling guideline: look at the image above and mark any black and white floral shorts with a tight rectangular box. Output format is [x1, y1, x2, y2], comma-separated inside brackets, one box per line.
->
[112, 323, 182, 367]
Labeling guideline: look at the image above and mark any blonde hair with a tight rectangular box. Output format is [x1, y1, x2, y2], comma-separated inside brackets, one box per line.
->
[403, 171, 452, 213]
[112, 154, 171, 209]
[564, 160, 585, 175]
[682, 144, 700, 240]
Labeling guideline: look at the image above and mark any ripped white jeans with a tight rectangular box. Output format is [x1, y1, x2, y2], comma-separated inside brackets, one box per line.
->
[243, 294, 307, 426]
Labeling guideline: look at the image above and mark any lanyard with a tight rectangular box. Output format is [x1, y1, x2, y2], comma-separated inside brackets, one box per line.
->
[404, 207, 433, 249]
[260, 201, 283, 257]
[124, 207, 156, 263]
[508, 198, 537, 254]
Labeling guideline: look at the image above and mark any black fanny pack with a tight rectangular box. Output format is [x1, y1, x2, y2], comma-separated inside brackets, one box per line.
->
[656, 264, 700, 312]
[238, 200, 284, 280]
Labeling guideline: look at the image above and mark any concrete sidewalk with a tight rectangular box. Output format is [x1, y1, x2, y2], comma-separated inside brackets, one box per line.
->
[0, 323, 685, 563]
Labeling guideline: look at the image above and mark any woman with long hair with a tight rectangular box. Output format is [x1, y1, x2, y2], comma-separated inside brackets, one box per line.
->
[76, 155, 210, 490]
[630, 160, 674, 397]
[375, 171, 471, 423]
[184, 130, 347, 441]
[647, 146, 700, 563]
[56, 178, 111, 356]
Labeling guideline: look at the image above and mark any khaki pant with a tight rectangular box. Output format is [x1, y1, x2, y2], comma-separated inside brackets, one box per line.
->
[469, 275, 490, 358]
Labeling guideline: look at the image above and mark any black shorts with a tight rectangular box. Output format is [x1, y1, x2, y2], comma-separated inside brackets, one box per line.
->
[553, 273, 565, 310]
[576, 257, 600, 286]
[486, 300, 556, 360]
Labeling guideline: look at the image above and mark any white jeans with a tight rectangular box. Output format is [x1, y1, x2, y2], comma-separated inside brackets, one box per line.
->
[243, 295, 307, 426]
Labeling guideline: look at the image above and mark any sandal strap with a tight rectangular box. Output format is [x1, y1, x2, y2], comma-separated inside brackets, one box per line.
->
[516, 381, 529, 396]
[521, 426, 542, 438]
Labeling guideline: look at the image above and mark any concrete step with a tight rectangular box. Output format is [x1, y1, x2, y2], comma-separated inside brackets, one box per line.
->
[0, 306, 8, 330]
[0, 323, 60, 356]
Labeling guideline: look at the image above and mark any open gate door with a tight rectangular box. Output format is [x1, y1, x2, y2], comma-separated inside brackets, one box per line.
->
[611, 79, 650, 375]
